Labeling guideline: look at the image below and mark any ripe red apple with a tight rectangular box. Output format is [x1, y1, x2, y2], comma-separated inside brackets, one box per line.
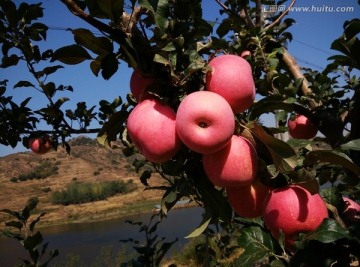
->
[206, 54, 255, 113]
[287, 114, 318, 139]
[175, 91, 235, 154]
[263, 185, 328, 249]
[240, 50, 251, 58]
[28, 135, 52, 154]
[202, 135, 258, 187]
[127, 98, 182, 163]
[342, 196, 360, 221]
[130, 69, 154, 101]
[226, 178, 270, 218]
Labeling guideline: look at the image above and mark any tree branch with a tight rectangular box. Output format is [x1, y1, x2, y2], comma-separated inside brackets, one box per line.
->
[60, 0, 127, 46]
[265, 0, 296, 31]
[281, 48, 318, 109]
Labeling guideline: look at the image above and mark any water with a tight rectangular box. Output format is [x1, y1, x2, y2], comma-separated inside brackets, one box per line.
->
[0, 206, 203, 267]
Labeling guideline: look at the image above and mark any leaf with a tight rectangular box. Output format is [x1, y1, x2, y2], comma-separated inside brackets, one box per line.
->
[250, 123, 297, 173]
[29, 212, 46, 232]
[23, 231, 43, 251]
[341, 139, 360, 151]
[248, 96, 295, 120]
[5, 221, 23, 230]
[296, 219, 349, 249]
[153, 54, 170, 66]
[97, 105, 128, 147]
[41, 65, 64, 76]
[303, 150, 360, 177]
[101, 53, 118, 80]
[51, 44, 92, 65]
[140, 170, 151, 186]
[73, 28, 113, 55]
[234, 226, 276, 267]
[0, 209, 22, 220]
[13, 81, 35, 89]
[185, 212, 211, 238]
[161, 188, 178, 215]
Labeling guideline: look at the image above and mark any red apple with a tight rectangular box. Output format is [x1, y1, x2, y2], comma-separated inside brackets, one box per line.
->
[127, 98, 182, 163]
[226, 178, 270, 218]
[287, 114, 318, 139]
[342, 196, 360, 221]
[202, 135, 258, 187]
[240, 50, 251, 58]
[175, 91, 235, 154]
[28, 135, 52, 154]
[263, 185, 328, 249]
[130, 69, 154, 101]
[206, 54, 255, 113]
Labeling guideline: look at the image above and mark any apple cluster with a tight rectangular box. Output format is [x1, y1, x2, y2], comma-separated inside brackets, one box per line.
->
[127, 54, 259, 186]
[127, 55, 332, 249]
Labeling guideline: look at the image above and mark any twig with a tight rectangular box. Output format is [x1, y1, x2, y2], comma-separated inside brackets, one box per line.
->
[254, 0, 262, 26]
[238, 0, 255, 29]
[265, 0, 296, 31]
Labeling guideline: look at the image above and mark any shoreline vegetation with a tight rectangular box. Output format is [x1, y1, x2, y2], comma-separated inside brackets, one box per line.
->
[0, 137, 196, 231]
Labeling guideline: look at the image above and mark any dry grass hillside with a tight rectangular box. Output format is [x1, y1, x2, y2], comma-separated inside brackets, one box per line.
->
[0, 136, 164, 228]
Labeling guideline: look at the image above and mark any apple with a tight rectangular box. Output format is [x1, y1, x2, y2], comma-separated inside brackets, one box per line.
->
[202, 135, 258, 187]
[287, 114, 318, 139]
[206, 54, 255, 113]
[175, 91, 235, 154]
[226, 178, 270, 218]
[28, 135, 52, 154]
[240, 50, 251, 58]
[127, 98, 182, 163]
[130, 69, 154, 101]
[342, 196, 360, 221]
[263, 185, 328, 249]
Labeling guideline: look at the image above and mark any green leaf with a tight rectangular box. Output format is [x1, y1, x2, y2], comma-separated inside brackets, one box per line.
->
[250, 123, 297, 173]
[24, 231, 43, 251]
[341, 139, 360, 151]
[51, 45, 92, 65]
[0, 209, 22, 220]
[97, 104, 129, 147]
[153, 53, 170, 66]
[101, 53, 118, 80]
[297, 219, 349, 248]
[55, 97, 69, 108]
[5, 221, 23, 230]
[185, 212, 211, 238]
[42, 82, 56, 98]
[235, 226, 276, 267]
[41, 65, 64, 76]
[161, 188, 178, 215]
[303, 150, 360, 177]
[344, 19, 360, 41]
[73, 28, 113, 55]
[1, 54, 20, 68]
[13, 81, 35, 89]
[140, 170, 151, 187]
[139, 0, 169, 33]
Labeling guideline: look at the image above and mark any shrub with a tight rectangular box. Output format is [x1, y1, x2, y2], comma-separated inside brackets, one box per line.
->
[14, 160, 59, 182]
[51, 180, 137, 205]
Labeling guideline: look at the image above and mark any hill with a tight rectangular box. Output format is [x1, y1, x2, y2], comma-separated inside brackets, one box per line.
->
[0, 136, 164, 228]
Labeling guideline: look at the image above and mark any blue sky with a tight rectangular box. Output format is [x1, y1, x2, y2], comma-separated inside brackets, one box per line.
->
[1, 0, 359, 157]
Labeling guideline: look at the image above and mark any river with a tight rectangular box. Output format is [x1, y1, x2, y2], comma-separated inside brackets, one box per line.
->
[0, 206, 203, 267]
